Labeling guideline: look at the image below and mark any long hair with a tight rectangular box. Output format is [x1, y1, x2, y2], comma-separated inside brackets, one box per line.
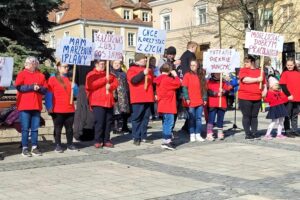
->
[190, 59, 207, 97]
[55, 61, 67, 90]
[283, 57, 298, 72]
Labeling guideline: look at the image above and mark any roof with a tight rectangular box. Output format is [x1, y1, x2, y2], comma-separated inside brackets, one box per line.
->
[49, 0, 152, 26]
[134, 2, 151, 10]
[111, 0, 135, 9]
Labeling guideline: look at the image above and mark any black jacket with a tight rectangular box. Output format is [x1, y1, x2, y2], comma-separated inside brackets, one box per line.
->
[180, 50, 196, 76]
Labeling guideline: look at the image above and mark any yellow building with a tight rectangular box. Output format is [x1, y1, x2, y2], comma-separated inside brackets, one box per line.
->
[149, 0, 220, 62]
[46, 0, 152, 66]
[218, 0, 300, 69]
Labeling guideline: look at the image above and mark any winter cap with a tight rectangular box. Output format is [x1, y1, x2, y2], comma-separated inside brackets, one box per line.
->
[135, 53, 146, 62]
[268, 76, 279, 88]
[166, 46, 176, 55]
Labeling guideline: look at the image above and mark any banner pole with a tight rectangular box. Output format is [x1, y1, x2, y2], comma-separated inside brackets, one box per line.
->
[259, 57, 264, 89]
[70, 64, 76, 104]
[106, 60, 109, 95]
[144, 56, 150, 90]
[219, 73, 223, 108]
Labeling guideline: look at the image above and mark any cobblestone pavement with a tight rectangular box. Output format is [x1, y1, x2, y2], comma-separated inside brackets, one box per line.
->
[0, 110, 299, 200]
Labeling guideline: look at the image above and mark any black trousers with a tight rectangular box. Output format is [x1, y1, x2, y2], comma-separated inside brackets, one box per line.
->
[92, 106, 113, 143]
[113, 113, 130, 131]
[284, 102, 299, 132]
[239, 99, 261, 136]
[53, 113, 74, 146]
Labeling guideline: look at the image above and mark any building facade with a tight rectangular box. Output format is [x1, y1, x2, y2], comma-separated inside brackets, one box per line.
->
[149, 0, 220, 62]
[46, 0, 152, 66]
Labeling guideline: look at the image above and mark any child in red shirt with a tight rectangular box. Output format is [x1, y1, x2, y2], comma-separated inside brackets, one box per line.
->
[206, 73, 231, 141]
[154, 63, 181, 150]
[264, 76, 289, 139]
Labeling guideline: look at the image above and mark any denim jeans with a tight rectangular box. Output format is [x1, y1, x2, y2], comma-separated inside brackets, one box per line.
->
[131, 103, 151, 140]
[162, 113, 174, 140]
[188, 106, 203, 134]
[20, 110, 40, 148]
[208, 108, 226, 128]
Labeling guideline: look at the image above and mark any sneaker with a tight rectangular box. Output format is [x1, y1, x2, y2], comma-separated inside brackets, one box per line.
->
[195, 134, 205, 142]
[161, 143, 176, 150]
[22, 148, 32, 157]
[245, 135, 254, 140]
[141, 139, 153, 144]
[217, 131, 225, 140]
[67, 145, 79, 151]
[253, 134, 261, 140]
[263, 135, 273, 140]
[94, 143, 103, 148]
[284, 132, 296, 138]
[206, 134, 215, 141]
[104, 141, 114, 148]
[54, 145, 64, 153]
[31, 147, 42, 156]
[276, 134, 287, 139]
[133, 139, 141, 146]
[190, 133, 196, 142]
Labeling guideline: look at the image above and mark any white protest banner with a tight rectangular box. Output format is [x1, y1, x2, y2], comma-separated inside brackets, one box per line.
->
[245, 30, 284, 58]
[136, 27, 166, 55]
[57, 37, 93, 66]
[93, 33, 123, 61]
[203, 49, 240, 73]
[0, 57, 14, 87]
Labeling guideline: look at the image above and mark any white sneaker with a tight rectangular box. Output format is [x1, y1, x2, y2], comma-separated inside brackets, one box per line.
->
[196, 133, 205, 142]
[190, 133, 196, 142]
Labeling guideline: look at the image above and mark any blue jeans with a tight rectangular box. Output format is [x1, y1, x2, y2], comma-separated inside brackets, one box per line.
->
[162, 114, 174, 140]
[188, 106, 203, 134]
[208, 108, 226, 128]
[20, 110, 40, 148]
[131, 103, 151, 140]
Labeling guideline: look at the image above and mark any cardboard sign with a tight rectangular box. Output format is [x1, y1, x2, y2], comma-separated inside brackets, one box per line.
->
[245, 30, 284, 58]
[203, 49, 240, 73]
[0, 57, 14, 87]
[93, 33, 123, 61]
[57, 37, 93, 66]
[136, 27, 166, 55]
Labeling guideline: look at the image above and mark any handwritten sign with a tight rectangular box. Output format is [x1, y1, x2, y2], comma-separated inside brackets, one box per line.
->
[136, 27, 166, 55]
[57, 37, 93, 66]
[0, 57, 14, 87]
[203, 49, 240, 73]
[93, 33, 123, 61]
[245, 30, 284, 58]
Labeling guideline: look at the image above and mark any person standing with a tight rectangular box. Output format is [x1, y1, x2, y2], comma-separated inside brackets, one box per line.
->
[86, 60, 118, 148]
[15, 56, 47, 157]
[238, 55, 267, 140]
[180, 41, 198, 76]
[127, 53, 155, 146]
[45, 62, 78, 152]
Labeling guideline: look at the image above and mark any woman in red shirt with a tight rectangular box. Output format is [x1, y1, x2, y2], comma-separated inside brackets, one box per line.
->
[46, 62, 78, 153]
[279, 58, 300, 137]
[86, 60, 118, 148]
[238, 55, 267, 140]
[182, 59, 207, 142]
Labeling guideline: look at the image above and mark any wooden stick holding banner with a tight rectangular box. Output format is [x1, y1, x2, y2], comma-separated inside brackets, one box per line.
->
[106, 61, 109, 95]
[219, 73, 223, 107]
[144, 56, 150, 90]
[259, 57, 264, 89]
[70, 64, 76, 104]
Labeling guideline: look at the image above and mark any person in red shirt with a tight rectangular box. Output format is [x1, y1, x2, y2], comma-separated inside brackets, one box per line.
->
[279, 58, 300, 137]
[182, 59, 207, 142]
[264, 76, 290, 140]
[238, 55, 267, 140]
[206, 73, 231, 141]
[127, 53, 154, 146]
[154, 63, 181, 150]
[15, 56, 47, 157]
[46, 61, 78, 153]
[86, 60, 118, 148]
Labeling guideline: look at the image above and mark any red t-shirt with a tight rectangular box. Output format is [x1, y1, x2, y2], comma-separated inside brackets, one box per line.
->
[182, 72, 203, 107]
[279, 70, 300, 102]
[264, 90, 288, 107]
[238, 67, 266, 101]
[207, 79, 231, 109]
[47, 76, 75, 113]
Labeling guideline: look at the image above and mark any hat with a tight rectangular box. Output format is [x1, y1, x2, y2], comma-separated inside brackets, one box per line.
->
[135, 53, 146, 61]
[268, 76, 279, 88]
[166, 46, 176, 55]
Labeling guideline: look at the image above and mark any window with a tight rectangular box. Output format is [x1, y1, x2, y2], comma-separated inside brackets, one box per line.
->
[128, 33, 135, 47]
[162, 14, 170, 31]
[50, 35, 56, 48]
[142, 12, 149, 22]
[198, 6, 207, 25]
[124, 10, 130, 20]
[281, 4, 293, 22]
[64, 31, 69, 37]
[56, 11, 64, 23]
[263, 9, 273, 26]
[92, 29, 99, 42]
[106, 31, 114, 35]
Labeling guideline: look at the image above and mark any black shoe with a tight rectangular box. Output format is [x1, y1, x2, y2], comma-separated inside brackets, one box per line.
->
[22, 148, 32, 157]
[0, 152, 4, 160]
[141, 139, 153, 144]
[253, 134, 261, 140]
[291, 131, 300, 137]
[113, 130, 123, 135]
[67, 145, 79, 151]
[133, 140, 140, 146]
[31, 147, 42, 156]
[245, 135, 254, 140]
[284, 132, 296, 138]
[122, 127, 132, 133]
[161, 143, 176, 150]
[54, 145, 64, 153]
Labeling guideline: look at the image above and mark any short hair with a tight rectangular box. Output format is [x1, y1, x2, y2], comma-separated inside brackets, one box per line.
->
[187, 41, 198, 49]
[160, 63, 172, 73]
[25, 56, 39, 67]
[244, 55, 256, 63]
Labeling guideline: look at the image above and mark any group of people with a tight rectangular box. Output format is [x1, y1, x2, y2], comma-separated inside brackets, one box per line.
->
[4, 40, 300, 157]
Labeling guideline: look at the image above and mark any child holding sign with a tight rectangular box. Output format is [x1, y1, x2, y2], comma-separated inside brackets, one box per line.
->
[154, 63, 181, 150]
[206, 73, 231, 141]
[86, 60, 118, 148]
